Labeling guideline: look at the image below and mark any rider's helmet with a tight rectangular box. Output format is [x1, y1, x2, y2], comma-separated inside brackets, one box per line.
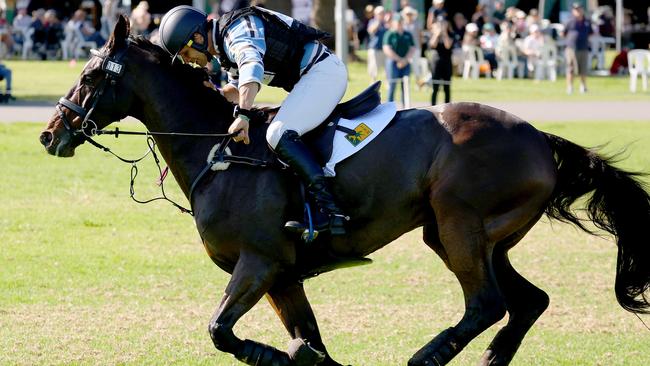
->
[159, 5, 212, 61]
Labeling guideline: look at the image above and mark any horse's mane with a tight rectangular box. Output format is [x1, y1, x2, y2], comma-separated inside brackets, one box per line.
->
[127, 37, 223, 100]
[125, 37, 271, 124]
[122, 37, 272, 157]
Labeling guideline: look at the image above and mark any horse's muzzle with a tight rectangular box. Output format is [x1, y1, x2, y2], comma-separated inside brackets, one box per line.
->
[40, 129, 78, 157]
[39, 131, 53, 147]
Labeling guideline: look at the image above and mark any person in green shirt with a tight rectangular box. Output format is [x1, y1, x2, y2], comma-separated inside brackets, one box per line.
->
[382, 14, 416, 105]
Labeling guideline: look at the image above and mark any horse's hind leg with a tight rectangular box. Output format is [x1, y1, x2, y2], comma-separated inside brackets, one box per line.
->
[208, 252, 292, 366]
[478, 238, 549, 366]
[267, 282, 346, 366]
[409, 195, 507, 366]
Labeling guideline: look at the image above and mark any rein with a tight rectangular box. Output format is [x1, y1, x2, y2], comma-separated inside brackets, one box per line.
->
[56, 43, 274, 216]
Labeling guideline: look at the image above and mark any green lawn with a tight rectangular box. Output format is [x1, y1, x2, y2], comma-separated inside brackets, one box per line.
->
[4, 53, 648, 105]
[1, 120, 650, 365]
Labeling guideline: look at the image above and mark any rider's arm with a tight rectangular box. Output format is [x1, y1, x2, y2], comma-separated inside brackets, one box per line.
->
[222, 15, 266, 93]
[221, 83, 239, 103]
[222, 16, 267, 144]
[238, 82, 259, 110]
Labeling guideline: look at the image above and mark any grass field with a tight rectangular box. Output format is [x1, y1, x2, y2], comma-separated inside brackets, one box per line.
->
[4, 52, 648, 105]
[1, 119, 650, 366]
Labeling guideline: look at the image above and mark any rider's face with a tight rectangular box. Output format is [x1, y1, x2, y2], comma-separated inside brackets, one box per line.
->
[178, 46, 208, 67]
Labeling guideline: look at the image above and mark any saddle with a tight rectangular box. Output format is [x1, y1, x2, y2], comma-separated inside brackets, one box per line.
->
[303, 80, 382, 165]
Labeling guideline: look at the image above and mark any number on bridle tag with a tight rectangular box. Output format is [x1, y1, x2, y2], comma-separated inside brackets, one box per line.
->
[102, 59, 125, 77]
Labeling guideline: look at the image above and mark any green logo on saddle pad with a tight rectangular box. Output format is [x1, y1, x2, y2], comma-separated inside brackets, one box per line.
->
[345, 123, 373, 147]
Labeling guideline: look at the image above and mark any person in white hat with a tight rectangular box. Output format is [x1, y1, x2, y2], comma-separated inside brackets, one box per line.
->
[427, 0, 447, 31]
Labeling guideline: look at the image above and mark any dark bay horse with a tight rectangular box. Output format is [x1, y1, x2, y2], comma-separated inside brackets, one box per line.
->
[40, 16, 649, 366]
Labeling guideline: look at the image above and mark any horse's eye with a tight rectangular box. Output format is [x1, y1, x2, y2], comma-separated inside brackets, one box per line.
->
[82, 75, 94, 85]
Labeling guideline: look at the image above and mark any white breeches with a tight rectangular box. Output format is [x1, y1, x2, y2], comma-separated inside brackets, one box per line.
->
[266, 54, 348, 149]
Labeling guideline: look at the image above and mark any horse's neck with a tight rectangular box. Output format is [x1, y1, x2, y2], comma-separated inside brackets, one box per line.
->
[132, 69, 273, 199]
[138, 103, 221, 199]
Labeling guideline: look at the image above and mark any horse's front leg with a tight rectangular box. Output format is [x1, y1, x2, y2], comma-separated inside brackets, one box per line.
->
[267, 281, 347, 366]
[208, 251, 292, 366]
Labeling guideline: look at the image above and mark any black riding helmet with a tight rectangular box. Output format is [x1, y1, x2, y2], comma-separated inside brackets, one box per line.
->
[159, 5, 213, 61]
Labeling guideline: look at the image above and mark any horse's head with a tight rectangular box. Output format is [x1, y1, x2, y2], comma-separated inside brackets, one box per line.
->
[40, 15, 136, 157]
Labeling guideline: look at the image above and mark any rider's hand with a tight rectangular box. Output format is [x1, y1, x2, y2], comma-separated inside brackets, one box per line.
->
[228, 117, 250, 144]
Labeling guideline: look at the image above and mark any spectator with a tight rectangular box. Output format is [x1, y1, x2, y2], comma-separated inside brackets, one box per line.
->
[513, 9, 527, 36]
[102, 0, 120, 39]
[522, 24, 545, 77]
[130, 1, 151, 37]
[30, 8, 47, 50]
[563, 2, 592, 94]
[383, 14, 416, 105]
[429, 18, 453, 105]
[0, 9, 13, 54]
[69, 9, 106, 48]
[594, 6, 614, 38]
[358, 4, 374, 48]
[526, 8, 541, 29]
[401, 6, 421, 56]
[367, 5, 387, 82]
[463, 22, 479, 47]
[497, 20, 516, 50]
[346, 8, 361, 62]
[12, 6, 32, 29]
[471, 4, 488, 33]
[451, 12, 467, 48]
[480, 22, 498, 72]
[42, 10, 64, 57]
[219, 0, 250, 16]
[427, 0, 447, 31]
[11, 6, 30, 44]
[0, 57, 13, 102]
[492, 1, 506, 25]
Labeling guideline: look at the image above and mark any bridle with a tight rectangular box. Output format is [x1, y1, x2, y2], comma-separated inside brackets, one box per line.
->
[54, 40, 274, 216]
[56, 46, 128, 149]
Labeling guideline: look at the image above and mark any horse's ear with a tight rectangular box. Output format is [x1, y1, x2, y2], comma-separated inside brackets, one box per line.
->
[106, 15, 130, 54]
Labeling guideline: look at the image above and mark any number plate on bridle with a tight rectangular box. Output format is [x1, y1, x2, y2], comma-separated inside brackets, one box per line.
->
[102, 58, 125, 77]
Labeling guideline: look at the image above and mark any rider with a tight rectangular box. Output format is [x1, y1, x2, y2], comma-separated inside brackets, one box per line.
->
[159, 5, 349, 236]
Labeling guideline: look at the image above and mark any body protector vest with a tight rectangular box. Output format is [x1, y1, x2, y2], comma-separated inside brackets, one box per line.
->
[216, 6, 330, 92]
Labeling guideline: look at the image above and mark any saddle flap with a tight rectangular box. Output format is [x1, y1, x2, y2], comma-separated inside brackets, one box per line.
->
[303, 81, 383, 164]
[333, 80, 382, 119]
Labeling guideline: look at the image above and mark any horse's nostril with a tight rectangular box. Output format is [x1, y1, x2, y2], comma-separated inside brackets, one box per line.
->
[40, 131, 53, 147]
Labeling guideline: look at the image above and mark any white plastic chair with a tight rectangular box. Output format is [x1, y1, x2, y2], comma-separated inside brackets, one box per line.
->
[59, 24, 77, 60]
[628, 49, 650, 93]
[534, 42, 558, 81]
[73, 26, 97, 59]
[462, 45, 491, 79]
[495, 45, 520, 80]
[21, 27, 35, 60]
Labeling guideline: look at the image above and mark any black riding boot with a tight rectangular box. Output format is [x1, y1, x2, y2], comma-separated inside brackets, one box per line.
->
[275, 130, 347, 236]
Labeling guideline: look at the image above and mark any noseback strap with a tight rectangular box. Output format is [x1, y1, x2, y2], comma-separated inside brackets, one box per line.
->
[58, 97, 88, 118]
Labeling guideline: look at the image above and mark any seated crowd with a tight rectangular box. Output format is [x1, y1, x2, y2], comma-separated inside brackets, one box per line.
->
[356, 0, 629, 100]
[0, 1, 159, 61]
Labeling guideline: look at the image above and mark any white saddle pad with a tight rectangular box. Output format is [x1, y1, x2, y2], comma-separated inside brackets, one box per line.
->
[324, 102, 397, 177]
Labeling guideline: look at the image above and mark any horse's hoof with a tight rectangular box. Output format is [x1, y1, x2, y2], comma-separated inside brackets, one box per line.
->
[287, 338, 326, 366]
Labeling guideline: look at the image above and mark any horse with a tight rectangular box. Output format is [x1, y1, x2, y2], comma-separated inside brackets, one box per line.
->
[40, 16, 649, 366]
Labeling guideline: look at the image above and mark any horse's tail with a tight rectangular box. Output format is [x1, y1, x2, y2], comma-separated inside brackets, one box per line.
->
[543, 132, 650, 314]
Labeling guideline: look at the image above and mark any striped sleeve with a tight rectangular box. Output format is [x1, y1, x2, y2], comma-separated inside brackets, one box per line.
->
[222, 15, 266, 88]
